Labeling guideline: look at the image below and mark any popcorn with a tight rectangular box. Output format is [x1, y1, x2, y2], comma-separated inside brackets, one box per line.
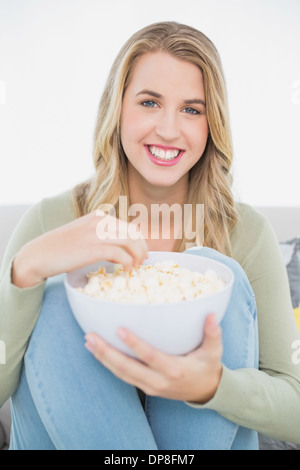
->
[77, 260, 226, 304]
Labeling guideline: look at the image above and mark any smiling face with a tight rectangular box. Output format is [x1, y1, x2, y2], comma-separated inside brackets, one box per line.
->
[120, 51, 209, 194]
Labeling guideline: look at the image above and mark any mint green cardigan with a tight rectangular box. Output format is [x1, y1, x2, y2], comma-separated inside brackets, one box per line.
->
[0, 190, 300, 443]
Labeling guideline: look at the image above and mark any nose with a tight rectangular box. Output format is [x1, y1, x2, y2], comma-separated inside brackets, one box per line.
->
[155, 109, 180, 142]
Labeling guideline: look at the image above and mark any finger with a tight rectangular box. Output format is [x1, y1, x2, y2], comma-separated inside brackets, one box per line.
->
[200, 313, 222, 355]
[96, 219, 148, 267]
[96, 245, 137, 270]
[113, 231, 148, 268]
[117, 328, 178, 375]
[85, 333, 161, 388]
[96, 214, 144, 245]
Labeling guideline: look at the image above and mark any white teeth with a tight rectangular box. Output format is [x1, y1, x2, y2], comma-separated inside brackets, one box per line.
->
[148, 146, 180, 160]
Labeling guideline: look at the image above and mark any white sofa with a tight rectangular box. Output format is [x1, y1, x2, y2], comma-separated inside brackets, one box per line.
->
[1, 203, 300, 450]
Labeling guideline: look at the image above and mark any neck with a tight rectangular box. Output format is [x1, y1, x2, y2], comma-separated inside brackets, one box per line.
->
[128, 164, 188, 210]
[127, 164, 188, 244]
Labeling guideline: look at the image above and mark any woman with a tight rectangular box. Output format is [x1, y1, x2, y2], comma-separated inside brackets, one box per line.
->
[1, 21, 299, 450]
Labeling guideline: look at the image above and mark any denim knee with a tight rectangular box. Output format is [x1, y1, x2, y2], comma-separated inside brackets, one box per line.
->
[185, 246, 256, 320]
[185, 247, 258, 370]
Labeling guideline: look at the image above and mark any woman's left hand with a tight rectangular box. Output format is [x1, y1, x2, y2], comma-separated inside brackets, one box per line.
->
[84, 313, 223, 404]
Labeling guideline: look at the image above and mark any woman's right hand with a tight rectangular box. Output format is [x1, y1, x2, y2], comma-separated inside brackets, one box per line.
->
[12, 211, 148, 288]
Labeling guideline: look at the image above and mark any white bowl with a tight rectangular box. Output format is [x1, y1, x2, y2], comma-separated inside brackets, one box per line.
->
[64, 251, 234, 357]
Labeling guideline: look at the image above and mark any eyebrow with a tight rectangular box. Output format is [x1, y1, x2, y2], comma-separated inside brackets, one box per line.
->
[136, 89, 206, 107]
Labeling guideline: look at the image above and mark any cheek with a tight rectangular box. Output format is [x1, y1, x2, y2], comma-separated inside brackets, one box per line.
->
[120, 111, 134, 155]
[121, 108, 149, 146]
[123, 100, 159, 139]
[188, 121, 209, 153]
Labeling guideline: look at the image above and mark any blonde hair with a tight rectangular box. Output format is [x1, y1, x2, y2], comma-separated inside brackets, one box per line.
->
[73, 21, 237, 255]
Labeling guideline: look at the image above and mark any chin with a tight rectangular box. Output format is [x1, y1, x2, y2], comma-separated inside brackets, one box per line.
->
[145, 176, 181, 188]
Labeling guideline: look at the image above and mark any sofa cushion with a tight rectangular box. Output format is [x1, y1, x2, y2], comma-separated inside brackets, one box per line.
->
[0, 400, 11, 450]
[280, 237, 300, 333]
[0, 421, 5, 450]
[258, 238, 300, 450]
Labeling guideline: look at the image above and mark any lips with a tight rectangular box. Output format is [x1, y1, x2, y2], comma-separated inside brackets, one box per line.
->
[145, 144, 184, 167]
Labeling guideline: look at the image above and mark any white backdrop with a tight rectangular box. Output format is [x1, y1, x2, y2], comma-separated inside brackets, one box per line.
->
[0, 0, 300, 206]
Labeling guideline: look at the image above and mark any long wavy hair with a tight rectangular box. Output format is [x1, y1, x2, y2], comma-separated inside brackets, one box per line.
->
[73, 21, 237, 255]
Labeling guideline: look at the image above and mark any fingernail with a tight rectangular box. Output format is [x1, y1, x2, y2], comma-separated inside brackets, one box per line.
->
[85, 341, 95, 353]
[84, 335, 97, 352]
[117, 328, 127, 340]
[85, 334, 96, 344]
[209, 313, 217, 327]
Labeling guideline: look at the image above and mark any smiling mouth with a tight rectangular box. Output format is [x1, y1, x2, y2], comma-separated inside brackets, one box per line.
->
[147, 145, 182, 161]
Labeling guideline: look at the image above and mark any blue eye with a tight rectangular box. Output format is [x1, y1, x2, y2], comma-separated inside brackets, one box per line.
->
[183, 107, 200, 115]
[140, 100, 158, 108]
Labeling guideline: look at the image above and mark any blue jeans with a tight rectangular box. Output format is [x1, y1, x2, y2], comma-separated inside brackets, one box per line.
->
[9, 247, 259, 450]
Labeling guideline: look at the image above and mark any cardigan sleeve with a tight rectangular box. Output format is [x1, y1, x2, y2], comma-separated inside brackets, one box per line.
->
[186, 210, 300, 443]
[0, 191, 76, 407]
[0, 201, 48, 406]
